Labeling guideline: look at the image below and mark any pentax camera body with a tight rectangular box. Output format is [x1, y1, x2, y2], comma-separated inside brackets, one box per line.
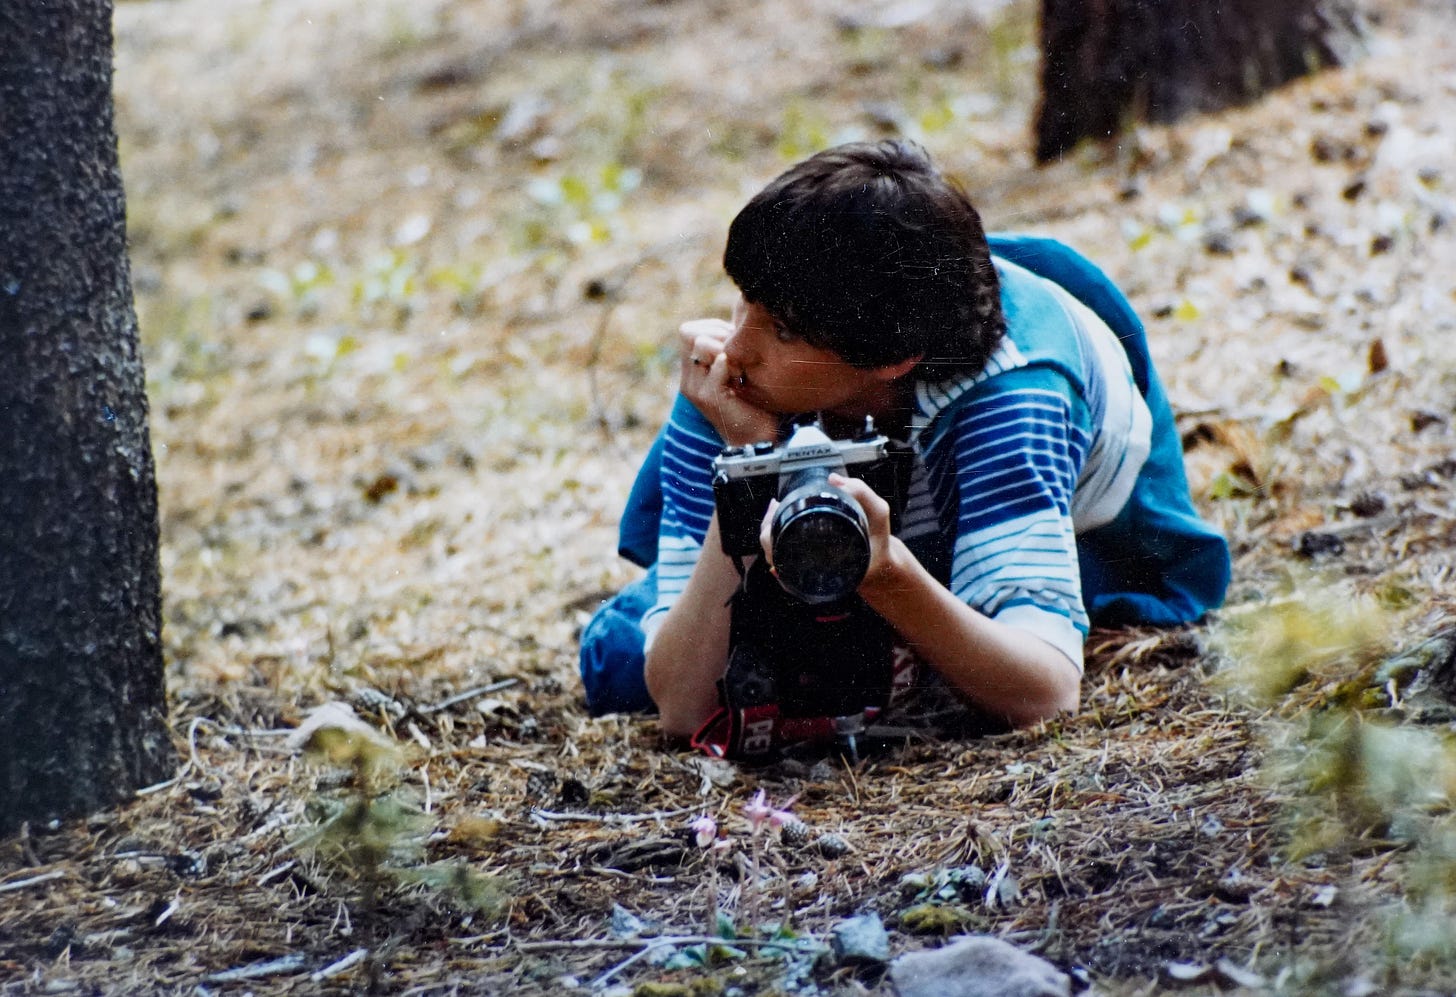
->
[711, 418, 907, 605]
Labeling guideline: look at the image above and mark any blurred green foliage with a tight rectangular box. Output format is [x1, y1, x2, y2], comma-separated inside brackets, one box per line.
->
[1214, 584, 1456, 972]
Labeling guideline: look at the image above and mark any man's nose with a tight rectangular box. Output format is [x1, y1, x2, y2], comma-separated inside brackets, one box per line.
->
[722, 325, 753, 369]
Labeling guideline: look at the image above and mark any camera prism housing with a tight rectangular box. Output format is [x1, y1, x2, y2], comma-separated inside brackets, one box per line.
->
[712, 419, 903, 604]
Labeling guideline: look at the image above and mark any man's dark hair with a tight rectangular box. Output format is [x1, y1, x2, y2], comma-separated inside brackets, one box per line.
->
[723, 140, 1004, 377]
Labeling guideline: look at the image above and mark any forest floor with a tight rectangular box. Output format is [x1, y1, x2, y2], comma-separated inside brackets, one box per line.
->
[6, 0, 1456, 994]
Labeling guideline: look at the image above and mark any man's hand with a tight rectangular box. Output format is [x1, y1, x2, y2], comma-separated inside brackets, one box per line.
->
[678, 318, 778, 446]
[827, 473, 903, 591]
[756, 473, 903, 591]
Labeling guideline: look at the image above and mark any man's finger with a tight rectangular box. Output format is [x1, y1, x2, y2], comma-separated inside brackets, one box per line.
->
[830, 474, 891, 523]
[759, 498, 779, 564]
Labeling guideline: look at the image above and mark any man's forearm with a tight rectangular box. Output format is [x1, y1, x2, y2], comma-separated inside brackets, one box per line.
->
[858, 539, 1081, 727]
[643, 518, 742, 737]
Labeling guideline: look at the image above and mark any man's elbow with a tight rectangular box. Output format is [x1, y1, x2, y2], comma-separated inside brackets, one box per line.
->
[657, 711, 700, 740]
[643, 654, 704, 739]
[651, 690, 709, 739]
[1006, 670, 1081, 729]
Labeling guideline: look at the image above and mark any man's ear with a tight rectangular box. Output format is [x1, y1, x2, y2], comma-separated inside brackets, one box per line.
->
[873, 354, 923, 382]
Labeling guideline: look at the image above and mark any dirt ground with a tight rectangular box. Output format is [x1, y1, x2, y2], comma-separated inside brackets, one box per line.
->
[5, 0, 1456, 993]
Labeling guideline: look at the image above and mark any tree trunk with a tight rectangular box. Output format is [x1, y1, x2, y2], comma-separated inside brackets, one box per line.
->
[1034, 0, 1366, 164]
[0, 0, 170, 834]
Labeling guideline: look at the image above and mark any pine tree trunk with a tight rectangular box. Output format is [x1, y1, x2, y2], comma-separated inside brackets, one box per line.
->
[1035, 0, 1366, 163]
[0, 0, 170, 834]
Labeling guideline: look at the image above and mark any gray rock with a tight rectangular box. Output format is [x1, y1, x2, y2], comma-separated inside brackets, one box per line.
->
[830, 912, 891, 965]
[890, 935, 1069, 997]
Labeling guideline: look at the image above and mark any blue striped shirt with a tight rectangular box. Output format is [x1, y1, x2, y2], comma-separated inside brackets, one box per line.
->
[642, 262, 1154, 672]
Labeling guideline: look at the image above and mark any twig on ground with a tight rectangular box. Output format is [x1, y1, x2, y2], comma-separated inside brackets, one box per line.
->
[202, 953, 311, 983]
[421, 678, 522, 715]
[256, 860, 297, 886]
[529, 805, 701, 825]
[312, 948, 370, 981]
[515, 933, 821, 954]
[0, 869, 67, 894]
[135, 778, 179, 797]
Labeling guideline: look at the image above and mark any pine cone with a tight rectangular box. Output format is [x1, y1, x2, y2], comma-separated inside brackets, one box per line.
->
[524, 769, 558, 802]
[779, 819, 813, 848]
[814, 832, 851, 858]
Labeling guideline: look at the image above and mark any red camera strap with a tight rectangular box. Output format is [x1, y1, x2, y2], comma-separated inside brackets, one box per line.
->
[689, 646, 921, 760]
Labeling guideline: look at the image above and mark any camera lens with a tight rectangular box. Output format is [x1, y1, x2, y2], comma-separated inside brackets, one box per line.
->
[771, 470, 871, 604]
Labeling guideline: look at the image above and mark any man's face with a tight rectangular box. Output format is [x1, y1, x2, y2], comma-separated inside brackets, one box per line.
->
[722, 297, 888, 419]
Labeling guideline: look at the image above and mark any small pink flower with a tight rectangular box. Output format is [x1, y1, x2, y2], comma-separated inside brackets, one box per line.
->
[744, 790, 798, 833]
[690, 815, 718, 849]
[769, 795, 799, 829]
[743, 789, 773, 832]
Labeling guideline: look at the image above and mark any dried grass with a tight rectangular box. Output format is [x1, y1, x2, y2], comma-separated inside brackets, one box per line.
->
[6, 0, 1456, 992]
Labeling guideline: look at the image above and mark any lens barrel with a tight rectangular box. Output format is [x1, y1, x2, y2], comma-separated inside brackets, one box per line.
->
[770, 468, 871, 604]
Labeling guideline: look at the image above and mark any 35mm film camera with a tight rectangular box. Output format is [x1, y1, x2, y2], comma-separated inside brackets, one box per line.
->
[711, 418, 908, 605]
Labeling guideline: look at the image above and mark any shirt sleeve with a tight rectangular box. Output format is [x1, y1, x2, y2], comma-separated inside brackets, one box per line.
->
[640, 399, 724, 646]
[939, 366, 1092, 671]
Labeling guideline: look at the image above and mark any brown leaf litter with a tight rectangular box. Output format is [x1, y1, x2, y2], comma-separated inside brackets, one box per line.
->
[7, 0, 1456, 993]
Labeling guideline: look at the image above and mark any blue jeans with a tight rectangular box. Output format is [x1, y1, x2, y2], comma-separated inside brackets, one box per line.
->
[578, 567, 658, 715]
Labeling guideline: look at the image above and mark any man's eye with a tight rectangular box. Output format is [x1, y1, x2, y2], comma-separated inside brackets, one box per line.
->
[773, 324, 797, 343]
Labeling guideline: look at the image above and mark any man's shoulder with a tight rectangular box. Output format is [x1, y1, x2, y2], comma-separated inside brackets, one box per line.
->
[989, 234, 1123, 304]
[989, 232, 1145, 346]
[912, 361, 1087, 455]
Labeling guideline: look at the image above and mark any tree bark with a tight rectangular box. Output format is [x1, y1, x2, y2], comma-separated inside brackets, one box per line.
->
[1035, 0, 1366, 164]
[0, 0, 170, 834]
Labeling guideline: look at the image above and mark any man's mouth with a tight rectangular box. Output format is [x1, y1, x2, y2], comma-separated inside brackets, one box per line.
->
[730, 374, 756, 402]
